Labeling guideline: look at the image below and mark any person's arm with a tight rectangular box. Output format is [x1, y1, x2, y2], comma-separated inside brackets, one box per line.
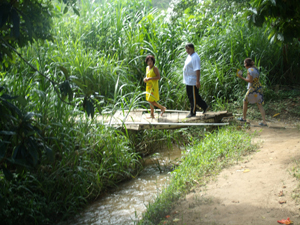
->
[146, 66, 161, 81]
[192, 54, 201, 88]
[143, 67, 148, 83]
[239, 71, 253, 83]
[196, 70, 200, 88]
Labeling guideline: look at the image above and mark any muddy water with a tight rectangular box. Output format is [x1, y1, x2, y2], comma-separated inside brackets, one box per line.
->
[68, 146, 183, 225]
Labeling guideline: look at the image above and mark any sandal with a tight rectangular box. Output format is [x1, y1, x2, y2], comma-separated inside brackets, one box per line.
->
[259, 122, 267, 126]
[237, 118, 246, 122]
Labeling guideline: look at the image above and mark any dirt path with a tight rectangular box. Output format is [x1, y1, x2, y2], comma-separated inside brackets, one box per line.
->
[169, 126, 300, 225]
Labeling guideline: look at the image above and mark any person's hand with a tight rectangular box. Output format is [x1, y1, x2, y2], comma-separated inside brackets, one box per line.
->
[196, 81, 200, 89]
[237, 70, 243, 78]
[143, 77, 148, 83]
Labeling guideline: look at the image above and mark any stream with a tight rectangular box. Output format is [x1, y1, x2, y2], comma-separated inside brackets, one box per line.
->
[66, 146, 183, 225]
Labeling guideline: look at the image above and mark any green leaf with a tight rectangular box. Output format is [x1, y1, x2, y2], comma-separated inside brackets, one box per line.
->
[270, 0, 276, 6]
[85, 98, 94, 118]
[16, 96, 27, 107]
[2, 167, 13, 181]
[268, 29, 276, 40]
[248, 7, 257, 15]
[59, 66, 69, 79]
[277, 33, 284, 42]
[72, 7, 80, 16]
[7, 158, 31, 168]
[24, 112, 35, 121]
[45, 146, 54, 162]
[68, 86, 73, 102]
[1, 93, 18, 100]
[0, 131, 16, 136]
[12, 145, 21, 159]
[55, 5, 61, 11]
[254, 14, 265, 27]
[59, 81, 71, 98]
[63, 6, 69, 14]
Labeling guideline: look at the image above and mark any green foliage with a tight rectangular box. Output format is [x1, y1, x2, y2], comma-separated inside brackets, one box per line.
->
[246, 0, 300, 43]
[0, 87, 54, 179]
[264, 86, 300, 101]
[0, 0, 78, 63]
[0, 118, 141, 224]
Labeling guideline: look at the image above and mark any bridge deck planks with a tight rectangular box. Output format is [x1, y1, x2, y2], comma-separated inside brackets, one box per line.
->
[100, 109, 232, 130]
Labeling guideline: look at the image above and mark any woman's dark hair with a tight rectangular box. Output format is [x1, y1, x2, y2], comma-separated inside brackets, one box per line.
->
[145, 55, 155, 64]
[244, 58, 255, 67]
[185, 43, 194, 49]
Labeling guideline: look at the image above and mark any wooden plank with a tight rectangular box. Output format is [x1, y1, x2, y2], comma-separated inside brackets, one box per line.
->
[100, 109, 232, 130]
[178, 112, 187, 121]
[108, 124, 140, 130]
[78, 110, 232, 124]
[158, 112, 177, 123]
[125, 111, 143, 122]
[105, 123, 229, 130]
[135, 122, 229, 130]
[118, 109, 190, 113]
[139, 124, 186, 130]
[103, 110, 143, 124]
[105, 122, 229, 126]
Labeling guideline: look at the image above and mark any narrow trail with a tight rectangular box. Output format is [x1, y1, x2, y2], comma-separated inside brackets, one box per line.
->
[169, 127, 300, 225]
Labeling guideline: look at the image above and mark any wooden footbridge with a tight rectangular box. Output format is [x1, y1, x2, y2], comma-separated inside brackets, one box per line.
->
[99, 109, 232, 130]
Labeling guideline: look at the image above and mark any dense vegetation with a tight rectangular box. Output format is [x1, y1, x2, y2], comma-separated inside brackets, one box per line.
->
[1, 0, 299, 224]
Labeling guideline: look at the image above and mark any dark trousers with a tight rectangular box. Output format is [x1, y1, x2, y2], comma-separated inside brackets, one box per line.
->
[186, 85, 208, 115]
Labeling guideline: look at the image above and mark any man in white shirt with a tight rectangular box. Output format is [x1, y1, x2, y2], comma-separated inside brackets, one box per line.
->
[183, 43, 209, 118]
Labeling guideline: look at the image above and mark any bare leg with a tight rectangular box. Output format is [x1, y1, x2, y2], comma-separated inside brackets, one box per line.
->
[160, 106, 166, 116]
[243, 100, 248, 120]
[148, 103, 155, 119]
[149, 101, 167, 117]
[257, 103, 266, 124]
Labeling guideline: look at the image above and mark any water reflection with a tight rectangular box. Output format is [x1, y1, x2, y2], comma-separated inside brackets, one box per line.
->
[66, 146, 182, 225]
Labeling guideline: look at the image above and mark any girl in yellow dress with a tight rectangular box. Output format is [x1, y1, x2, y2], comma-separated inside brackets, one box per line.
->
[143, 55, 166, 119]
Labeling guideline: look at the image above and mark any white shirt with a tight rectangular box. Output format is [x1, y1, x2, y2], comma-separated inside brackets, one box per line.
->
[183, 52, 201, 86]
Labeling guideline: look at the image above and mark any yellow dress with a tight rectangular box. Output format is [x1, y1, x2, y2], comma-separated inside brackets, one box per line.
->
[146, 66, 159, 102]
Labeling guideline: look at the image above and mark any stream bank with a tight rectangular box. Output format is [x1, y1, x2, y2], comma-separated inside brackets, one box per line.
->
[61, 146, 183, 224]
